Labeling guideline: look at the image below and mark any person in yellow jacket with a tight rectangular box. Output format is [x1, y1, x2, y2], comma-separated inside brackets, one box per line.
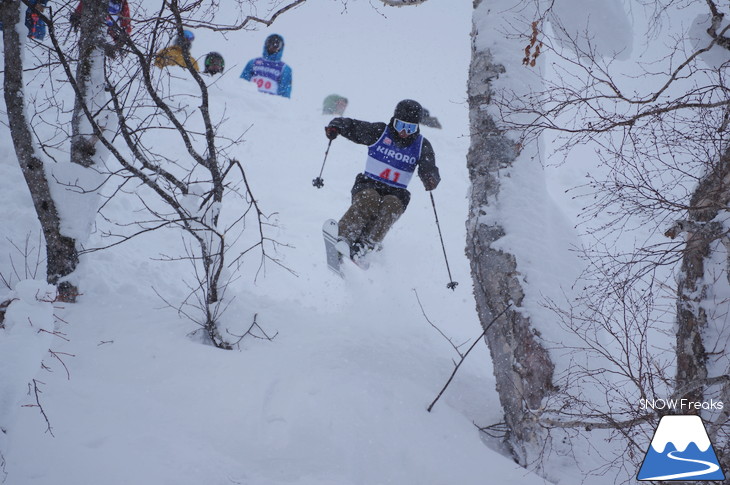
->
[154, 30, 199, 72]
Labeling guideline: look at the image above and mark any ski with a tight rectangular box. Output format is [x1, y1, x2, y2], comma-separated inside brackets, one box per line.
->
[323, 219, 344, 277]
[323, 219, 376, 276]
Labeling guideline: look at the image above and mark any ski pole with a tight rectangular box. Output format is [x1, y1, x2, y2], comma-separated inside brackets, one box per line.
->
[312, 139, 333, 189]
[430, 192, 458, 290]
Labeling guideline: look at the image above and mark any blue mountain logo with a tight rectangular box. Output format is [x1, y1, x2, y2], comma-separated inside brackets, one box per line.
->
[638, 415, 725, 481]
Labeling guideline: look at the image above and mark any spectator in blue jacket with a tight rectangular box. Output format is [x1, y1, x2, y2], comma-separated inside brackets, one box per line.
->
[0, 0, 50, 40]
[240, 34, 292, 98]
[25, 0, 49, 40]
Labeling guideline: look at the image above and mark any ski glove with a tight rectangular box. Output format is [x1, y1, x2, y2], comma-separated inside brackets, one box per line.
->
[325, 126, 340, 140]
[422, 173, 439, 191]
[325, 118, 349, 140]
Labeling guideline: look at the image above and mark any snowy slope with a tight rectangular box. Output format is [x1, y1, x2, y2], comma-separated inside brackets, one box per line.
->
[0, 1, 553, 484]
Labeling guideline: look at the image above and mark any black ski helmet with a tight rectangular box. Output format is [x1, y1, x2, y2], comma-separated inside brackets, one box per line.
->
[393, 99, 423, 124]
[265, 34, 284, 55]
[204, 52, 225, 74]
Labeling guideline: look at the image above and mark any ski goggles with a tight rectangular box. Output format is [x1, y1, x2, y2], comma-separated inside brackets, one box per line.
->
[394, 119, 418, 135]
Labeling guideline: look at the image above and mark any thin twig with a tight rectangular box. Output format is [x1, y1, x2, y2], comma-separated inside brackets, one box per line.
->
[48, 350, 75, 380]
[23, 379, 54, 437]
[427, 304, 511, 412]
[413, 288, 467, 357]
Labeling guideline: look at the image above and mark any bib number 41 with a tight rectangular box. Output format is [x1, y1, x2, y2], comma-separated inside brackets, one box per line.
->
[379, 168, 401, 184]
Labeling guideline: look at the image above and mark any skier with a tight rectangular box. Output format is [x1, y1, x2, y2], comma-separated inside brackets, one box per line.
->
[324, 99, 440, 262]
[322, 94, 348, 116]
[154, 30, 200, 72]
[203, 52, 225, 75]
[25, 0, 49, 40]
[240, 34, 292, 98]
[70, 0, 132, 53]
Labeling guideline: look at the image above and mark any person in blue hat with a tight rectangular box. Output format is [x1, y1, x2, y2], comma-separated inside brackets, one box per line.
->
[240, 34, 292, 98]
[154, 30, 199, 72]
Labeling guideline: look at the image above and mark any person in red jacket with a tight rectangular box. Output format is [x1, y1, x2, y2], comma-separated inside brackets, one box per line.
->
[70, 0, 131, 52]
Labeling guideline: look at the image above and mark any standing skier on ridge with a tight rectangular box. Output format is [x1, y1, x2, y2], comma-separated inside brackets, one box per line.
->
[240, 34, 293, 98]
[324, 99, 440, 263]
[154, 30, 200, 72]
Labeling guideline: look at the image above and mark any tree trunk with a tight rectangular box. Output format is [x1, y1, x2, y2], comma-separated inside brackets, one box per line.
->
[465, 5, 555, 466]
[672, 147, 730, 482]
[0, 0, 79, 300]
[71, 0, 110, 167]
[675, 231, 715, 405]
[675, 147, 730, 403]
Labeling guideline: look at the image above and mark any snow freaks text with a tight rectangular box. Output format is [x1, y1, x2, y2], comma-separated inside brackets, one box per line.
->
[639, 399, 724, 411]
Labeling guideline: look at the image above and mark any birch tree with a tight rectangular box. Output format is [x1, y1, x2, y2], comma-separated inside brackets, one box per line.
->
[494, 0, 730, 477]
[465, 1, 559, 466]
[69, 0, 112, 169]
[2, 0, 305, 345]
[52, 0, 301, 347]
[0, 0, 80, 301]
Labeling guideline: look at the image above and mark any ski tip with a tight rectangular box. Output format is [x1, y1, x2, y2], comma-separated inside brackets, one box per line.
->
[327, 265, 345, 278]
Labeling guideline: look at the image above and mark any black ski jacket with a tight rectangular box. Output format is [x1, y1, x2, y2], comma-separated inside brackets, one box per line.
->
[328, 117, 440, 208]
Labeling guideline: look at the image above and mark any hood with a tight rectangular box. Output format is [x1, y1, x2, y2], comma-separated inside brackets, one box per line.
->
[262, 34, 285, 61]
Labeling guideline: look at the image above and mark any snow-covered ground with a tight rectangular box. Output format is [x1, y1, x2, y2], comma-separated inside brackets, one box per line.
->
[0, 1, 560, 484]
[5, 0, 716, 482]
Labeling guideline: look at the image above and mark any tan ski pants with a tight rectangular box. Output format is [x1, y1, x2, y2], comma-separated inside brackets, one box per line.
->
[338, 188, 405, 247]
